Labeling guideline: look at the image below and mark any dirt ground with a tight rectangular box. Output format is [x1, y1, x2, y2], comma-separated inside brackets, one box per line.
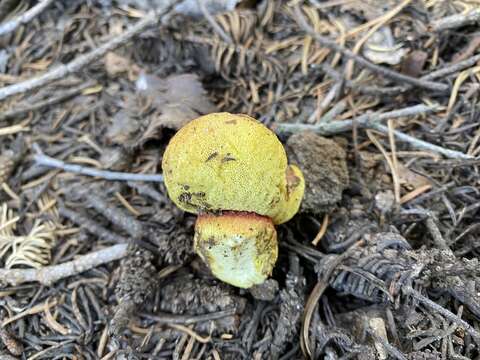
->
[0, 0, 480, 359]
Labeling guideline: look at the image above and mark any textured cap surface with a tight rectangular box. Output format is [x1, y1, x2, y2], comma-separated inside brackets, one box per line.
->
[162, 112, 304, 224]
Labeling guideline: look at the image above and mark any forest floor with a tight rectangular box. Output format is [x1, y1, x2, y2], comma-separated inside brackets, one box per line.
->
[0, 0, 480, 359]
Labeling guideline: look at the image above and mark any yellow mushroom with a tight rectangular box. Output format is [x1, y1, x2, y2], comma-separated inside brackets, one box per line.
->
[194, 212, 278, 288]
[162, 112, 305, 288]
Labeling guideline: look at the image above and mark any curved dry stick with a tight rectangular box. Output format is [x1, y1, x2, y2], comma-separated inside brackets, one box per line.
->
[0, 243, 128, 286]
[0, 0, 55, 37]
[301, 241, 364, 358]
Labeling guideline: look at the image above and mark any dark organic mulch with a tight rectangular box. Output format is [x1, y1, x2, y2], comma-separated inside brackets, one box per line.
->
[0, 0, 479, 359]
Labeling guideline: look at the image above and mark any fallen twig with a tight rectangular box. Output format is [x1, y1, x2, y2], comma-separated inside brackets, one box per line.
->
[431, 8, 480, 32]
[369, 123, 472, 160]
[0, 81, 96, 123]
[82, 192, 144, 239]
[33, 144, 164, 182]
[275, 104, 472, 159]
[367, 328, 407, 360]
[274, 104, 439, 135]
[0, 243, 128, 286]
[0, 0, 55, 37]
[140, 309, 237, 325]
[293, 6, 449, 92]
[0, 4, 174, 102]
[425, 216, 448, 250]
[0, 123, 29, 136]
[59, 206, 129, 244]
[422, 53, 480, 81]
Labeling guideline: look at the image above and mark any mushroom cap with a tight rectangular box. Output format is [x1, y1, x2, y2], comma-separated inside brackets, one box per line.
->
[162, 112, 304, 224]
[194, 212, 277, 288]
[274, 164, 305, 224]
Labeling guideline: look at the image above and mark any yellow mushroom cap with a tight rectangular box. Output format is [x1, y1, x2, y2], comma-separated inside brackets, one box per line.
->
[194, 212, 278, 288]
[276, 164, 305, 224]
[161, 112, 304, 224]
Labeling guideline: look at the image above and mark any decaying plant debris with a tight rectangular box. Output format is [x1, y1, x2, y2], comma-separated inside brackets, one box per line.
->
[0, 0, 480, 358]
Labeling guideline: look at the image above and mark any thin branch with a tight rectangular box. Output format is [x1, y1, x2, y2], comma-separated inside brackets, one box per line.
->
[369, 122, 472, 160]
[318, 99, 347, 123]
[422, 53, 480, 81]
[0, 243, 128, 286]
[59, 206, 129, 243]
[82, 192, 144, 239]
[0, 81, 95, 123]
[140, 309, 237, 325]
[0, 0, 55, 37]
[0, 4, 175, 102]
[425, 216, 448, 250]
[32, 145, 164, 182]
[275, 104, 472, 160]
[293, 6, 449, 92]
[274, 104, 439, 135]
[431, 8, 480, 32]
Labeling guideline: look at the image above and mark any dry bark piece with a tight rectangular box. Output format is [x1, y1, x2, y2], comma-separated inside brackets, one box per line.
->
[375, 190, 396, 214]
[105, 73, 217, 149]
[147, 219, 195, 266]
[335, 307, 386, 358]
[136, 73, 217, 131]
[0, 138, 26, 184]
[0, 152, 16, 184]
[98, 146, 134, 171]
[401, 50, 428, 77]
[286, 131, 349, 215]
[105, 110, 141, 146]
[396, 163, 431, 190]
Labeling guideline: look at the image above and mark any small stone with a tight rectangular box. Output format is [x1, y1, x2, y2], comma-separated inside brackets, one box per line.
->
[249, 279, 279, 301]
[368, 317, 388, 360]
[375, 190, 395, 214]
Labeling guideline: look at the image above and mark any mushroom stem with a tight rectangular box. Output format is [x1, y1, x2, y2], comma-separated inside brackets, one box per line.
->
[193, 211, 278, 288]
